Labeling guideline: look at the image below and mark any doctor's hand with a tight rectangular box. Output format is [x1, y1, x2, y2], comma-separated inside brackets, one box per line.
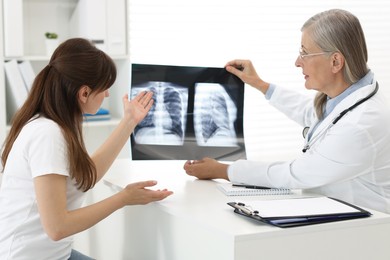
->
[183, 157, 229, 180]
[225, 59, 270, 94]
[119, 180, 173, 206]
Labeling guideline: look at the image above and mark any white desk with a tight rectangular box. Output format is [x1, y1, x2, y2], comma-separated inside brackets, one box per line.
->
[101, 159, 390, 260]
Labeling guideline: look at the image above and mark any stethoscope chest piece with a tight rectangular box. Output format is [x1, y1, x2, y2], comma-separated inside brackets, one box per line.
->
[302, 126, 310, 139]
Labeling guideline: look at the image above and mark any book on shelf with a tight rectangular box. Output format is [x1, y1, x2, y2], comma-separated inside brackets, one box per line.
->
[4, 60, 29, 122]
[83, 107, 111, 121]
[17, 60, 36, 92]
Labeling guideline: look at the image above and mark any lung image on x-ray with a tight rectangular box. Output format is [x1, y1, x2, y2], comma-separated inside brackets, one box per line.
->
[194, 83, 237, 147]
[130, 63, 246, 160]
[131, 81, 188, 145]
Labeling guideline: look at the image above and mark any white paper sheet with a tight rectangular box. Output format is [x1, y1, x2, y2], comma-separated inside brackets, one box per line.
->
[240, 197, 360, 218]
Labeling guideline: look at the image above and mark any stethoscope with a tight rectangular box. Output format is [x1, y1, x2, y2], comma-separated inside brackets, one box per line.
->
[302, 82, 379, 153]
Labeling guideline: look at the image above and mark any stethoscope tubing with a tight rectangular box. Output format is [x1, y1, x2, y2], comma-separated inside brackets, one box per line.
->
[302, 82, 379, 153]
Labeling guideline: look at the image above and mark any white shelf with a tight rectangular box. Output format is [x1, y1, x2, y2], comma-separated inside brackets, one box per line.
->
[5, 116, 122, 133]
[82, 118, 121, 128]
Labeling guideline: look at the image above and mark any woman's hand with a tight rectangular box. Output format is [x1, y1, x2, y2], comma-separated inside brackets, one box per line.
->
[122, 91, 154, 126]
[35, 175, 172, 240]
[183, 157, 229, 180]
[120, 180, 173, 206]
[225, 59, 270, 94]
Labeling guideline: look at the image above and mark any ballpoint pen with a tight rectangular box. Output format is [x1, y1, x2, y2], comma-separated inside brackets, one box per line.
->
[232, 184, 271, 189]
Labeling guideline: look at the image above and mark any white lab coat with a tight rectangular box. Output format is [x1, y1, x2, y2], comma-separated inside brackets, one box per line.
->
[228, 79, 390, 213]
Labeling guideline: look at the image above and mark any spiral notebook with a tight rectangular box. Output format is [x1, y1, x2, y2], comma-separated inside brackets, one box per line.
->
[217, 183, 291, 196]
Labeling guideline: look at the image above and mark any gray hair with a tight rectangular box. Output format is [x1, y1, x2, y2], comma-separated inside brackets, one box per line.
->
[302, 9, 369, 118]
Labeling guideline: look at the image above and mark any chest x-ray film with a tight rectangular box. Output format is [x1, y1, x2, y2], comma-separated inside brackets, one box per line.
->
[130, 64, 246, 160]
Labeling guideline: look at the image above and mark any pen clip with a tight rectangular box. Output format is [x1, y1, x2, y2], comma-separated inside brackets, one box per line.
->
[234, 203, 257, 216]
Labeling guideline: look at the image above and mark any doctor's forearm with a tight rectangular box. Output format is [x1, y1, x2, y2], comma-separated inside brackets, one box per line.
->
[251, 79, 270, 95]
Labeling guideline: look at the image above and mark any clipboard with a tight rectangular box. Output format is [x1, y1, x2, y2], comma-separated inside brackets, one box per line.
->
[228, 197, 372, 228]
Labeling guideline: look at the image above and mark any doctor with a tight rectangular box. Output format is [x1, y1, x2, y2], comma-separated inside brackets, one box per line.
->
[183, 9, 390, 214]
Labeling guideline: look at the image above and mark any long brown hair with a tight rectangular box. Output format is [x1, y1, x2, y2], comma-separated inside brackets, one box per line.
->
[302, 9, 369, 119]
[1, 38, 117, 191]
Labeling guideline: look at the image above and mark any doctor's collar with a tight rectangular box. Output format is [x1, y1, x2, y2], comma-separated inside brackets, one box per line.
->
[323, 71, 374, 119]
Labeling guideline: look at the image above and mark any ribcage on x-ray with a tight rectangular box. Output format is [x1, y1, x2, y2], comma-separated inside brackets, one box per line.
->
[132, 82, 186, 145]
[193, 82, 237, 147]
[201, 93, 229, 142]
[164, 87, 183, 138]
[135, 87, 157, 135]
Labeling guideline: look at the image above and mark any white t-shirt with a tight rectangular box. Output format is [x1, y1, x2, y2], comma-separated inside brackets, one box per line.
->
[0, 117, 86, 260]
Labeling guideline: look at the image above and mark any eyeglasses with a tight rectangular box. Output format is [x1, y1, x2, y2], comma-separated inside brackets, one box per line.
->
[298, 48, 332, 60]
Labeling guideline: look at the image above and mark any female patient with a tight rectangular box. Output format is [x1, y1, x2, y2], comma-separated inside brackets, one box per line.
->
[0, 38, 172, 260]
[184, 9, 390, 214]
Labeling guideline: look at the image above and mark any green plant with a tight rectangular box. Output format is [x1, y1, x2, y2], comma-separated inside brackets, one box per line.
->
[45, 32, 58, 39]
